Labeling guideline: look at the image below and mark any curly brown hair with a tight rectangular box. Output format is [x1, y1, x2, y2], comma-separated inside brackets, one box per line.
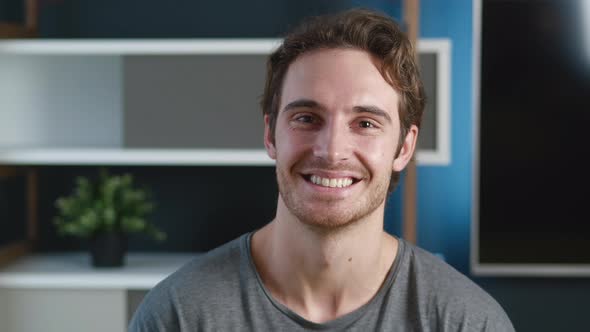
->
[261, 8, 425, 192]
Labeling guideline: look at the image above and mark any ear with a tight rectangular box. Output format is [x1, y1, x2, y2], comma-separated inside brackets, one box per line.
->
[393, 125, 419, 172]
[264, 115, 277, 160]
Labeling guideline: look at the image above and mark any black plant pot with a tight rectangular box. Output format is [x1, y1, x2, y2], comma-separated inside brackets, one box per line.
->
[90, 232, 127, 267]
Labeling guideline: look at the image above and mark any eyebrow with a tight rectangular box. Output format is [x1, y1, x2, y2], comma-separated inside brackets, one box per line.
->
[282, 99, 321, 113]
[353, 105, 392, 124]
[282, 98, 392, 124]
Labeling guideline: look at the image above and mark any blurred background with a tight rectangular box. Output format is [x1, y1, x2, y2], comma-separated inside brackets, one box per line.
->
[1, 0, 589, 331]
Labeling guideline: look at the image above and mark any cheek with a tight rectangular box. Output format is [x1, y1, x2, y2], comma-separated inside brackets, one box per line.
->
[274, 128, 310, 160]
[356, 137, 397, 171]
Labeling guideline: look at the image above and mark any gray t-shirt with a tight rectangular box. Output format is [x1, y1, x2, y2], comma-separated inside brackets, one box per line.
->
[129, 233, 514, 331]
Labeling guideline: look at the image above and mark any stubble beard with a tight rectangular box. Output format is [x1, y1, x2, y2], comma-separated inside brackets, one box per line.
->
[275, 161, 390, 232]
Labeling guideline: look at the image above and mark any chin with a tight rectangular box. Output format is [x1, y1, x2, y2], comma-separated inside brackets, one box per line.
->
[280, 194, 382, 233]
[296, 208, 360, 230]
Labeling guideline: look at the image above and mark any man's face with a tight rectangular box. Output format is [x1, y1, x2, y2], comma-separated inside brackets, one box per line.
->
[264, 48, 417, 229]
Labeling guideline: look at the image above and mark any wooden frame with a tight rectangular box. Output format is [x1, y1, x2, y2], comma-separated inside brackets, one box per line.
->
[0, 0, 38, 38]
[402, 0, 420, 244]
[0, 167, 38, 267]
[0, 241, 30, 267]
[0, 23, 36, 38]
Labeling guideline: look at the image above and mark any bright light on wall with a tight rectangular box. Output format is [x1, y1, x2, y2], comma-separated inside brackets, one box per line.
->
[581, 0, 590, 65]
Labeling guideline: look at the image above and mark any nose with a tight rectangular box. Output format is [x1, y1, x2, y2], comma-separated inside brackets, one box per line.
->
[312, 121, 351, 163]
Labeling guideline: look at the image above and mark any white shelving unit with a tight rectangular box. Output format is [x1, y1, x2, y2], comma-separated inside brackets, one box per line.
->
[0, 39, 282, 332]
[0, 38, 450, 166]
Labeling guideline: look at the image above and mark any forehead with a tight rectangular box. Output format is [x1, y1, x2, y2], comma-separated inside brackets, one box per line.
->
[280, 48, 399, 115]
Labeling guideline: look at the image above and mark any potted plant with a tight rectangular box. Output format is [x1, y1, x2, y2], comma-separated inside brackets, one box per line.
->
[54, 170, 165, 267]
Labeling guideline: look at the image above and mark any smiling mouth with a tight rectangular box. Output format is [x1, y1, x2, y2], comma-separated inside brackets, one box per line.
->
[302, 174, 360, 188]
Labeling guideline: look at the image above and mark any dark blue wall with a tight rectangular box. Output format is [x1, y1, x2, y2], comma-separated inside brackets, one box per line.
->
[413, 1, 590, 331]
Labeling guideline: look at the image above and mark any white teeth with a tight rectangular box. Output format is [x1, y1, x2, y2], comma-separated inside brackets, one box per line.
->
[309, 175, 354, 188]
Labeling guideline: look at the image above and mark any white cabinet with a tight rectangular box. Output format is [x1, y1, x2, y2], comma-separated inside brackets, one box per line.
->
[0, 288, 127, 332]
[0, 253, 195, 332]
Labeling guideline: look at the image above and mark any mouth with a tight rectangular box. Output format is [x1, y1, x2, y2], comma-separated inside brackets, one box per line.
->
[302, 174, 362, 188]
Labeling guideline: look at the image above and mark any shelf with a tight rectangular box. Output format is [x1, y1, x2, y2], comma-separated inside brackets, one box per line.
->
[0, 148, 449, 166]
[0, 148, 274, 166]
[0, 252, 197, 289]
[0, 148, 446, 166]
[0, 39, 281, 55]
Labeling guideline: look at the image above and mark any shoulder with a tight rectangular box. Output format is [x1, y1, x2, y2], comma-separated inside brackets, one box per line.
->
[400, 241, 515, 331]
[164, 234, 245, 289]
[128, 234, 249, 331]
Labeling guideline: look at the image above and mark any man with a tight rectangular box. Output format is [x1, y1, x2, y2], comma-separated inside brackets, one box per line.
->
[130, 9, 514, 331]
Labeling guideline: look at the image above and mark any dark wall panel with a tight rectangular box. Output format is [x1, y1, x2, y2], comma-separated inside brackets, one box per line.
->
[32, 0, 358, 38]
[35, 166, 277, 252]
[0, 175, 26, 246]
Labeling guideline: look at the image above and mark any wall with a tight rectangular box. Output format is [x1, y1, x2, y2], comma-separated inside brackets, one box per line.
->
[405, 1, 590, 331]
[3, 0, 590, 330]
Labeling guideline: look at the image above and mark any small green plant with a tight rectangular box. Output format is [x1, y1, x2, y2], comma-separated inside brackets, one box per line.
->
[54, 170, 165, 241]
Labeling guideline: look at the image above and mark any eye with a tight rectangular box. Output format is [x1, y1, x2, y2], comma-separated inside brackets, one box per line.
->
[289, 113, 320, 129]
[295, 115, 315, 123]
[358, 120, 377, 129]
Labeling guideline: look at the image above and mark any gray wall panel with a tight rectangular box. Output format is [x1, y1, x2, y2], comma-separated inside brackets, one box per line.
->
[123, 52, 439, 151]
[124, 55, 267, 149]
[418, 53, 437, 151]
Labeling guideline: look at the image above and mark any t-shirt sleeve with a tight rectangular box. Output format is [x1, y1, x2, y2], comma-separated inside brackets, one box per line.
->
[406, 244, 515, 332]
[435, 280, 516, 332]
[128, 285, 181, 332]
[441, 281, 516, 332]
[484, 313, 516, 332]
[457, 303, 515, 332]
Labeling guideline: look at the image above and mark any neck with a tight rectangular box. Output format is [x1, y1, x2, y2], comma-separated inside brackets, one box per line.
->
[251, 198, 398, 323]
